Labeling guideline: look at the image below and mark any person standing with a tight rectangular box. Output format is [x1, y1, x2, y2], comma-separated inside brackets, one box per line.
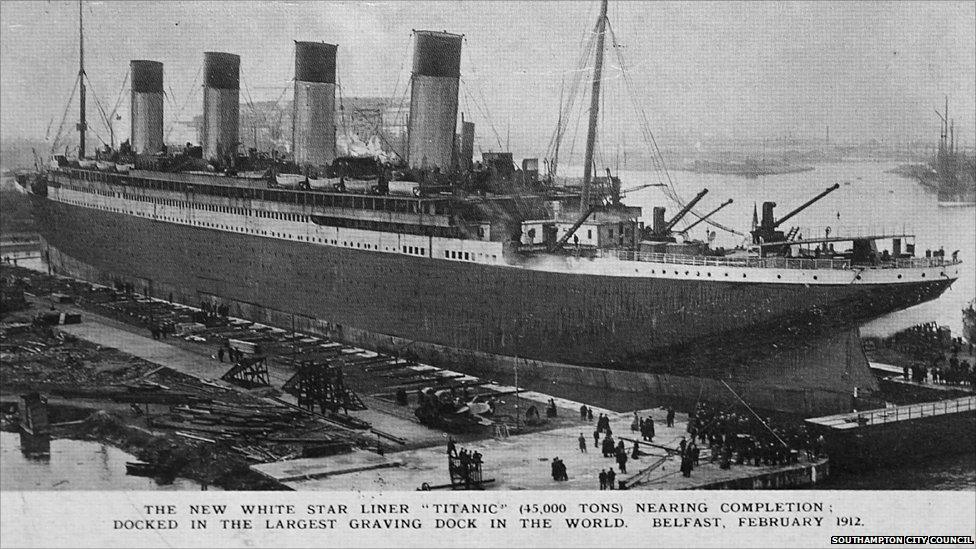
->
[616, 448, 628, 474]
[578, 433, 587, 453]
[598, 469, 607, 490]
[606, 468, 616, 490]
[666, 406, 675, 428]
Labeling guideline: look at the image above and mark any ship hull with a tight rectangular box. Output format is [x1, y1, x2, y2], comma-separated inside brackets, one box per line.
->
[33, 195, 953, 370]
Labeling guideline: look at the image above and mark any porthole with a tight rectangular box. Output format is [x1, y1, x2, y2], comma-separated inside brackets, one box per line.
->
[921, 273, 925, 278]
[724, 273, 729, 277]
[897, 274, 902, 279]
[742, 274, 746, 278]
[855, 275, 862, 280]
[776, 275, 782, 279]
[813, 276, 818, 280]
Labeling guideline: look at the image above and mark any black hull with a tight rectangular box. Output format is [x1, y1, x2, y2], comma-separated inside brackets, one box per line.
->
[32, 196, 952, 370]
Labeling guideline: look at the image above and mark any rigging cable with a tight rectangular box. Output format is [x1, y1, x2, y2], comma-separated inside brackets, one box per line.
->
[460, 38, 505, 150]
[164, 62, 203, 141]
[720, 380, 789, 448]
[82, 74, 116, 145]
[605, 19, 743, 236]
[50, 74, 81, 154]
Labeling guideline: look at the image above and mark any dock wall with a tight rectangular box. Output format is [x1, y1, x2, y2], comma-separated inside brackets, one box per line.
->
[691, 460, 830, 490]
[811, 406, 976, 471]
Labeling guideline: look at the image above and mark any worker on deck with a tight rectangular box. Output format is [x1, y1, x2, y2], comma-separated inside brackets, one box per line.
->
[578, 433, 587, 453]
[599, 469, 607, 490]
[666, 406, 675, 428]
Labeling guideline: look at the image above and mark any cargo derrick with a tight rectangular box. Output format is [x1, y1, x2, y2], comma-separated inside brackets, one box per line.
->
[752, 184, 840, 256]
[677, 199, 734, 235]
[643, 189, 709, 243]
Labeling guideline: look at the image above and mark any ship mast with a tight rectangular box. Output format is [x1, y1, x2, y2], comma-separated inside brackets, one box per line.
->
[77, 0, 87, 159]
[581, 0, 608, 210]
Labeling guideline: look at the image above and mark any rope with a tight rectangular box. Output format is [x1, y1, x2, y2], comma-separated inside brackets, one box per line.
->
[605, 20, 742, 236]
[50, 74, 80, 154]
[109, 70, 130, 128]
[389, 33, 414, 158]
[545, 22, 599, 171]
[165, 62, 202, 141]
[83, 74, 116, 143]
[720, 380, 788, 447]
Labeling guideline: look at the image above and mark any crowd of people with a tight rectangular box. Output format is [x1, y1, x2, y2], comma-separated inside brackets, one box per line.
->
[886, 323, 976, 387]
[556, 397, 831, 487]
[683, 402, 824, 474]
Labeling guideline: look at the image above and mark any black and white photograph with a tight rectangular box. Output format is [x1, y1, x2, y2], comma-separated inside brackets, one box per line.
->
[0, 1, 973, 547]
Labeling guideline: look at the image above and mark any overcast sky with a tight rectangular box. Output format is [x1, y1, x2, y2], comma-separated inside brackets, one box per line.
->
[1, 1, 973, 157]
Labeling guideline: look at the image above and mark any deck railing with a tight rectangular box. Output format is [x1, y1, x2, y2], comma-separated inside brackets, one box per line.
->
[595, 249, 853, 270]
[590, 249, 958, 271]
[852, 396, 975, 426]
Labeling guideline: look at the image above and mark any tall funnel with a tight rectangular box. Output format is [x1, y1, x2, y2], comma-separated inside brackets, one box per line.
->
[293, 41, 337, 167]
[201, 52, 240, 161]
[130, 60, 164, 154]
[407, 31, 462, 170]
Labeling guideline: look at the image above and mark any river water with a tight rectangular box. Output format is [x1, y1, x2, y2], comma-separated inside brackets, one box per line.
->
[0, 431, 205, 490]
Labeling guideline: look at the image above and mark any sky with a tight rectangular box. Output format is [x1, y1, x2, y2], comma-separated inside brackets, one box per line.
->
[1, 0, 974, 159]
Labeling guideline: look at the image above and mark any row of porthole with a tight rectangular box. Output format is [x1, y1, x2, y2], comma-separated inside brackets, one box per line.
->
[638, 265, 941, 282]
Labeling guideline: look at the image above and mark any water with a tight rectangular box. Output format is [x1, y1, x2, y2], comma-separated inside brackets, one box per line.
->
[620, 161, 976, 337]
[819, 453, 976, 490]
[0, 431, 205, 490]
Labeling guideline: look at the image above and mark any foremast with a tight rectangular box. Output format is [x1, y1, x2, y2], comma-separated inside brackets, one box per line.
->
[77, 0, 87, 159]
[581, 0, 608, 210]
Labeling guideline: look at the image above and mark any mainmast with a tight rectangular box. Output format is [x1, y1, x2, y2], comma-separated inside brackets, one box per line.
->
[581, 0, 608, 209]
[77, 0, 87, 159]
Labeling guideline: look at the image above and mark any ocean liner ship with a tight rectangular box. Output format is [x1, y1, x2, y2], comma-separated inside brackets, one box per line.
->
[25, 0, 961, 375]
